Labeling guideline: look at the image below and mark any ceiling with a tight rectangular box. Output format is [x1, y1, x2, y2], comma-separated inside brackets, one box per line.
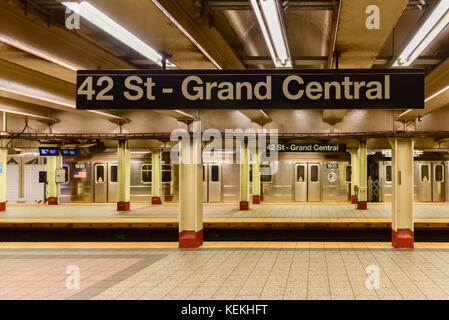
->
[0, 0, 449, 132]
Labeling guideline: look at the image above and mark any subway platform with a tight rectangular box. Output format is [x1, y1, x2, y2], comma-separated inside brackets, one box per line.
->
[1, 203, 449, 243]
[2, 241, 449, 300]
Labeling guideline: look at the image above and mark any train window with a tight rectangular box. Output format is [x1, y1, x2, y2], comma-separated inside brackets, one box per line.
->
[345, 165, 351, 183]
[141, 164, 152, 183]
[162, 165, 172, 182]
[96, 165, 105, 183]
[297, 165, 305, 182]
[211, 165, 220, 182]
[260, 165, 272, 183]
[310, 165, 319, 182]
[421, 164, 430, 182]
[385, 165, 392, 182]
[435, 164, 444, 182]
[62, 165, 70, 183]
[110, 165, 118, 183]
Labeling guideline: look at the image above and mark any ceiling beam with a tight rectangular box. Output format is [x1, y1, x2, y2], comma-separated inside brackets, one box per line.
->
[0, 2, 134, 70]
[0, 59, 128, 123]
[398, 56, 449, 120]
[152, 110, 197, 121]
[323, 0, 408, 124]
[153, 0, 244, 69]
[0, 96, 59, 124]
[239, 110, 272, 126]
[335, 0, 408, 68]
[241, 56, 442, 67]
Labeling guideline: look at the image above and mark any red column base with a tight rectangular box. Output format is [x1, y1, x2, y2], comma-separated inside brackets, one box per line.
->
[357, 201, 367, 210]
[0, 202, 5, 211]
[240, 201, 249, 210]
[48, 197, 58, 205]
[252, 195, 261, 204]
[179, 230, 203, 248]
[117, 201, 130, 211]
[151, 197, 162, 205]
[351, 195, 358, 204]
[392, 229, 414, 248]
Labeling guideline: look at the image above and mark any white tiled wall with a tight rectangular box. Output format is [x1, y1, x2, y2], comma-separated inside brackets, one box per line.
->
[6, 165, 19, 203]
[24, 165, 45, 203]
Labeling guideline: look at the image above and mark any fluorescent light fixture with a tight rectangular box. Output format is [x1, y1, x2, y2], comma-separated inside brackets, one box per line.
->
[250, 0, 292, 68]
[394, 1, 449, 67]
[0, 35, 79, 71]
[0, 86, 125, 121]
[425, 84, 449, 102]
[151, 0, 222, 69]
[62, 1, 175, 68]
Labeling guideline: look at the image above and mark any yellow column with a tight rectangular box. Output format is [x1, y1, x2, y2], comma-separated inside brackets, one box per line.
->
[0, 145, 7, 211]
[117, 140, 131, 211]
[389, 138, 414, 248]
[46, 155, 60, 205]
[348, 148, 359, 204]
[179, 137, 203, 248]
[251, 148, 261, 204]
[151, 148, 162, 204]
[357, 140, 368, 209]
[239, 140, 250, 210]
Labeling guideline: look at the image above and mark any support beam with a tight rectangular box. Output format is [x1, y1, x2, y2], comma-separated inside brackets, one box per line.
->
[240, 110, 272, 126]
[251, 148, 261, 204]
[239, 140, 250, 210]
[0, 2, 133, 71]
[151, 148, 162, 205]
[179, 137, 203, 248]
[0, 59, 128, 122]
[46, 155, 60, 205]
[397, 57, 449, 120]
[348, 148, 359, 204]
[357, 140, 367, 210]
[0, 145, 6, 211]
[389, 138, 414, 248]
[117, 140, 131, 211]
[335, 0, 408, 68]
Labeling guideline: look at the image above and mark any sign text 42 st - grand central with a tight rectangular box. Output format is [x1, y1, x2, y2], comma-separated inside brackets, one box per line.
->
[76, 69, 424, 110]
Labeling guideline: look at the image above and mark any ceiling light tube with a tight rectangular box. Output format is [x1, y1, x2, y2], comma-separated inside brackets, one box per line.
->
[62, 1, 175, 68]
[250, 0, 292, 68]
[394, 0, 449, 67]
[425, 84, 449, 102]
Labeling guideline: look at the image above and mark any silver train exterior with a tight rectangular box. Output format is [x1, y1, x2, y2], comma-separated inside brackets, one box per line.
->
[6, 151, 351, 203]
[379, 161, 448, 202]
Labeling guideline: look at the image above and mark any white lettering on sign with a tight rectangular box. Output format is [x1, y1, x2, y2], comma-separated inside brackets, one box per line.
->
[182, 76, 272, 101]
[283, 75, 390, 101]
[76, 73, 400, 107]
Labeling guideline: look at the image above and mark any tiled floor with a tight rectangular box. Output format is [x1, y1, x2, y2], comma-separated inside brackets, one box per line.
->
[2, 203, 449, 219]
[2, 243, 449, 300]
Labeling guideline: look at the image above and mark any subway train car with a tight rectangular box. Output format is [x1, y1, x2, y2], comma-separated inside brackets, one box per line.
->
[6, 149, 351, 204]
[379, 160, 448, 202]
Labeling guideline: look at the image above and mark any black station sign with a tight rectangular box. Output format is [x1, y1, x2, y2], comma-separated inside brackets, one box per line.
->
[76, 69, 424, 110]
[267, 143, 346, 153]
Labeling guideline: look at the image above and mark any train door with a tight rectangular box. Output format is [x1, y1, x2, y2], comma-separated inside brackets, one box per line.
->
[108, 164, 118, 203]
[208, 163, 222, 202]
[416, 161, 432, 201]
[202, 164, 208, 202]
[308, 163, 321, 201]
[432, 162, 445, 202]
[94, 163, 107, 203]
[294, 163, 307, 201]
